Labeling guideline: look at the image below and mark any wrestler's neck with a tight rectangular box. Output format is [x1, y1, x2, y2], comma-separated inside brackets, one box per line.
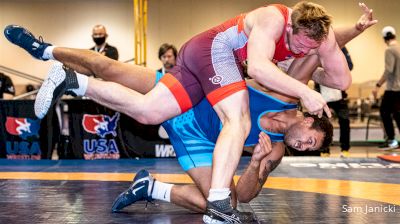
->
[260, 109, 299, 134]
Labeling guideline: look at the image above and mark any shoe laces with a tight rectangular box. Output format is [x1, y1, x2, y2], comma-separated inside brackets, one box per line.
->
[18, 29, 36, 46]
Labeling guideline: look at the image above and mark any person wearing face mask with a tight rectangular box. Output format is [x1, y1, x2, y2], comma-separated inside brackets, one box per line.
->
[90, 24, 119, 61]
[4, 2, 376, 222]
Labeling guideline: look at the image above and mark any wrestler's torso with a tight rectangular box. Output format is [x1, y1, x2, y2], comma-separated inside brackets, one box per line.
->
[186, 4, 304, 65]
[162, 85, 297, 146]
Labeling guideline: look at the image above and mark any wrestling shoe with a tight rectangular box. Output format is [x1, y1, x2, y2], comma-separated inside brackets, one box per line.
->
[34, 63, 79, 119]
[4, 25, 51, 60]
[111, 169, 155, 212]
[203, 197, 242, 224]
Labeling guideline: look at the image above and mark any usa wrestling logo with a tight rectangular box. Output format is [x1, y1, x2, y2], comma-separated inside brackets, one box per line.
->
[81, 113, 120, 160]
[82, 113, 120, 138]
[5, 117, 41, 160]
[5, 117, 40, 140]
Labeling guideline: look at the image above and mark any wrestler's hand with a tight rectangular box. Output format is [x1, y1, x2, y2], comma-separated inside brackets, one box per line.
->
[300, 88, 332, 118]
[251, 132, 272, 163]
[356, 3, 378, 32]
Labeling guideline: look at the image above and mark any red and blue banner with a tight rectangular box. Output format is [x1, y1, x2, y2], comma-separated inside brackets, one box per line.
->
[0, 100, 57, 159]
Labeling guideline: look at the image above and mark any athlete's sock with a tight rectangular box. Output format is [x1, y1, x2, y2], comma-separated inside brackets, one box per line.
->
[151, 180, 173, 202]
[72, 73, 89, 96]
[42, 46, 55, 60]
[207, 188, 231, 202]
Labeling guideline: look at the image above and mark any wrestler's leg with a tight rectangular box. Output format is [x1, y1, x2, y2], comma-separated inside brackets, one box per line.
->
[209, 90, 251, 189]
[53, 47, 156, 94]
[181, 167, 237, 211]
[112, 168, 237, 213]
[4, 25, 155, 94]
[86, 78, 180, 125]
[150, 167, 237, 212]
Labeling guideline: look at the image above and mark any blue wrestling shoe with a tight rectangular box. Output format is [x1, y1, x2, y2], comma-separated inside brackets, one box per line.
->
[35, 63, 79, 119]
[4, 25, 51, 60]
[111, 169, 155, 212]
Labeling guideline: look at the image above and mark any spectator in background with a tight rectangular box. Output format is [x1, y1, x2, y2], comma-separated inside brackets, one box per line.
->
[373, 26, 400, 150]
[315, 47, 353, 157]
[157, 43, 177, 75]
[25, 84, 38, 99]
[90, 24, 119, 60]
[0, 72, 15, 99]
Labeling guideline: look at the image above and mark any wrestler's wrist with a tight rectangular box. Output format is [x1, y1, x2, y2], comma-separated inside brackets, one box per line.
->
[298, 85, 311, 100]
[249, 159, 261, 169]
[355, 23, 364, 32]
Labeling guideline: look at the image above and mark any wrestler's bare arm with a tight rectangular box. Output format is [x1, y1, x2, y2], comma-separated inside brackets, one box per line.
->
[314, 2, 377, 90]
[246, 6, 330, 117]
[316, 27, 352, 90]
[334, 3, 377, 48]
[288, 20, 366, 86]
[236, 133, 285, 203]
[288, 3, 377, 87]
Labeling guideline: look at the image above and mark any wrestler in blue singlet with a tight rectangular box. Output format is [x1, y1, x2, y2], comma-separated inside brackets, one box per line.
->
[155, 72, 297, 171]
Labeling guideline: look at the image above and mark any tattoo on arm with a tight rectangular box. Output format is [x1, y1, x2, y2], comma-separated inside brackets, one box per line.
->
[258, 168, 269, 185]
[258, 159, 281, 186]
[266, 159, 281, 172]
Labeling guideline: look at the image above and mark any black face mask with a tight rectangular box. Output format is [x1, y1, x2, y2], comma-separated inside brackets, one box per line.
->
[93, 36, 106, 45]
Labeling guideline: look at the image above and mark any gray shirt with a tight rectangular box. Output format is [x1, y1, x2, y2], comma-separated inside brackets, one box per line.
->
[384, 44, 400, 91]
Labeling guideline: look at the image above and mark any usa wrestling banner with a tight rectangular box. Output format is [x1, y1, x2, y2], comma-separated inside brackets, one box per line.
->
[0, 100, 57, 159]
[65, 99, 172, 159]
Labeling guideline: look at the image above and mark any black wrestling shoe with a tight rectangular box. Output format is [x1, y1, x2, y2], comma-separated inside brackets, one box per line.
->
[111, 169, 155, 212]
[203, 197, 242, 224]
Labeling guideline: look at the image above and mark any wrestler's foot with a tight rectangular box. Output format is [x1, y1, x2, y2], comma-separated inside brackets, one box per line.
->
[34, 63, 79, 119]
[4, 25, 51, 60]
[203, 197, 242, 224]
[111, 169, 155, 212]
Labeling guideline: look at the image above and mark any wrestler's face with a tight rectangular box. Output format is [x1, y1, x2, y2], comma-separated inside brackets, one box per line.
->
[161, 49, 176, 69]
[284, 117, 324, 151]
[287, 29, 321, 55]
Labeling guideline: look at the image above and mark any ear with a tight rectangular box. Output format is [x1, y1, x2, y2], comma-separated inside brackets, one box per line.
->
[286, 23, 292, 33]
[303, 117, 314, 126]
